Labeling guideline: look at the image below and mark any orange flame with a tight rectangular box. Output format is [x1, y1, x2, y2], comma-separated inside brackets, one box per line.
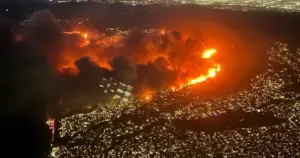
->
[145, 95, 151, 101]
[63, 31, 90, 48]
[159, 29, 166, 35]
[141, 91, 153, 101]
[187, 64, 220, 85]
[61, 29, 221, 98]
[59, 30, 116, 72]
[202, 48, 216, 59]
[175, 48, 221, 90]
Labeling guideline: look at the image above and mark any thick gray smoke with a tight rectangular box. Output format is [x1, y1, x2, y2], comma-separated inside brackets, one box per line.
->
[26, 10, 63, 65]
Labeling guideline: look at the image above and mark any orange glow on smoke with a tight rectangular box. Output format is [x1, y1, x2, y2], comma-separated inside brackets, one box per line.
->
[60, 29, 221, 97]
[56, 52, 112, 74]
[59, 30, 118, 72]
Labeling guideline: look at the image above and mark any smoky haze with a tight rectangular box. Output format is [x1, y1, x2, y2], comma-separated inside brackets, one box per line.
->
[24, 11, 221, 104]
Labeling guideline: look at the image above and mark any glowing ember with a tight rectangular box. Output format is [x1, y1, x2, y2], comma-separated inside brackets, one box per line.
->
[159, 29, 166, 35]
[202, 48, 216, 59]
[82, 33, 88, 39]
[144, 94, 153, 101]
[146, 95, 151, 100]
[171, 87, 176, 91]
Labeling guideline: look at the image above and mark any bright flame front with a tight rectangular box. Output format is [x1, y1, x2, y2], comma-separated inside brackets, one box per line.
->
[178, 48, 221, 89]
[202, 48, 216, 59]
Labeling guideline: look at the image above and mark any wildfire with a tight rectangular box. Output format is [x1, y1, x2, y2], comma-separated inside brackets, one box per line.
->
[59, 30, 118, 72]
[143, 48, 221, 101]
[187, 64, 221, 85]
[63, 31, 89, 39]
[63, 31, 90, 47]
[60, 28, 221, 102]
[176, 48, 221, 89]
[202, 48, 216, 59]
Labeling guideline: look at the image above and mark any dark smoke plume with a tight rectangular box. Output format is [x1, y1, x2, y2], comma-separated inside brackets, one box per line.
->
[26, 10, 63, 65]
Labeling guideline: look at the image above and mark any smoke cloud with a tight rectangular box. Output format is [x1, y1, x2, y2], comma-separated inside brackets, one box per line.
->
[26, 10, 63, 65]
[24, 10, 219, 102]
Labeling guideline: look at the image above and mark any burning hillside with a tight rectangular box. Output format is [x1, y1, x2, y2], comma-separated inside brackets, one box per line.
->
[19, 9, 225, 103]
[58, 28, 221, 97]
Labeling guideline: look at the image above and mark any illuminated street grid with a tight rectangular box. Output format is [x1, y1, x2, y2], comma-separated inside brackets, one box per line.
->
[53, 42, 300, 157]
[51, 0, 300, 12]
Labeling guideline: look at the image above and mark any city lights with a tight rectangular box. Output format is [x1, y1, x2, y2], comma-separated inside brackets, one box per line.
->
[54, 42, 300, 157]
